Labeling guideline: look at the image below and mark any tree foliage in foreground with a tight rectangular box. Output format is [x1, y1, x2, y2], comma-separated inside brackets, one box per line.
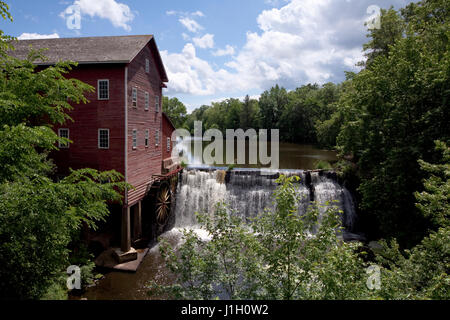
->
[150, 172, 449, 300]
[149, 176, 369, 300]
[0, 5, 128, 299]
[334, 0, 450, 246]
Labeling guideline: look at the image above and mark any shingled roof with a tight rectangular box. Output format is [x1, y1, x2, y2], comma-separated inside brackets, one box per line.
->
[9, 35, 168, 82]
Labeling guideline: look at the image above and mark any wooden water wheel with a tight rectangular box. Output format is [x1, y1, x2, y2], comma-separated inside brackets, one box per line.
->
[156, 186, 171, 226]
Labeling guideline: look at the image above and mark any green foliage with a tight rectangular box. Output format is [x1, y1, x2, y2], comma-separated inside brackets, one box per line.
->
[374, 227, 449, 300]
[361, 7, 404, 67]
[415, 141, 450, 228]
[314, 160, 332, 170]
[0, 4, 128, 299]
[162, 96, 187, 129]
[336, 0, 450, 246]
[149, 175, 369, 300]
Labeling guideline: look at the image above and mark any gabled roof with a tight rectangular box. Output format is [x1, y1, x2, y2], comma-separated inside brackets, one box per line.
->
[9, 35, 168, 82]
[162, 112, 177, 130]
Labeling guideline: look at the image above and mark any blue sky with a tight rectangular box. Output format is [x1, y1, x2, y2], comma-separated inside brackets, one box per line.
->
[1, 0, 416, 112]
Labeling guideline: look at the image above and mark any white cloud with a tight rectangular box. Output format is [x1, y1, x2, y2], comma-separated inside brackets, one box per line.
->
[61, 0, 134, 31]
[161, 43, 238, 96]
[18, 33, 60, 40]
[182, 33, 191, 41]
[213, 45, 235, 57]
[192, 11, 204, 17]
[192, 34, 215, 49]
[179, 17, 203, 33]
[164, 0, 412, 97]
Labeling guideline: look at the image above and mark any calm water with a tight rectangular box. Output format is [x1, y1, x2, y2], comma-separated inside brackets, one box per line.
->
[79, 143, 338, 300]
[177, 139, 338, 170]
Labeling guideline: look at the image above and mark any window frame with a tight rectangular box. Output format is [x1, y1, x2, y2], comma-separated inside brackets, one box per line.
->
[58, 128, 70, 148]
[97, 79, 110, 100]
[145, 129, 149, 148]
[145, 59, 150, 73]
[98, 128, 110, 149]
[145, 92, 149, 111]
[132, 129, 138, 150]
[155, 95, 160, 113]
[132, 87, 138, 108]
[167, 137, 171, 152]
[155, 129, 160, 146]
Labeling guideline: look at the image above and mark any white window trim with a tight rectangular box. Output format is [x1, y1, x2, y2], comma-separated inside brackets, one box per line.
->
[97, 79, 110, 100]
[132, 129, 137, 150]
[98, 129, 110, 149]
[132, 87, 138, 108]
[145, 92, 149, 111]
[145, 129, 149, 148]
[167, 137, 171, 152]
[145, 59, 150, 73]
[155, 95, 160, 113]
[58, 128, 69, 148]
[155, 129, 160, 146]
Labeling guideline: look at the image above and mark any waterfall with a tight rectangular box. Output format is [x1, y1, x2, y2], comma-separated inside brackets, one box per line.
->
[172, 168, 358, 234]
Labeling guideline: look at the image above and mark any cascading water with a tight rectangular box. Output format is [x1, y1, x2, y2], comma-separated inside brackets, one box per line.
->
[172, 168, 359, 236]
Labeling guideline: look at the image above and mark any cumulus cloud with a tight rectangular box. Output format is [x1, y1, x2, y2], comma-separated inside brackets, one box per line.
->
[179, 17, 203, 33]
[61, 0, 134, 31]
[18, 33, 60, 40]
[164, 0, 410, 97]
[213, 45, 236, 57]
[161, 43, 238, 96]
[192, 34, 215, 49]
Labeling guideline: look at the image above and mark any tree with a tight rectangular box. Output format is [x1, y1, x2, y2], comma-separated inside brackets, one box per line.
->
[240, 95, 260, 130]
[149, 176, 369, 300]
[259, 85, 288, 132]
[0, 4, 127, 299]
[162, 96, 187, 129]
[337, 0, 450, 246]
[415, 141, 450, 229]
[361, 7, 404, 68]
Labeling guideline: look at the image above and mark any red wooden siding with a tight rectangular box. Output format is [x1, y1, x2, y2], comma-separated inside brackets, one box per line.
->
[52, 64, 126, 177]
[162, 113, 176, 161]
[126, 43, 164, 205]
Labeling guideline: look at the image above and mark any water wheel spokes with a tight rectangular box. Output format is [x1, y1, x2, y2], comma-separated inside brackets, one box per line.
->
[156, 187, 171, 225]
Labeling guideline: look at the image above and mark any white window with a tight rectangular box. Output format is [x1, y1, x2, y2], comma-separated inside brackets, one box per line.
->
[145, 92, 149, 111]
[132, 87, 138, 108]
[58, 128, 69, 148]
[155, 129, 160, 146]
[145, 59, 150, 73]
[155, 95, 160, 113]
[98, 129, 109, 149]
[132, 129, 137, 149]
[167, 137, 171, 152]
[145, 130, 149, 148]
[98, 80, 109, 100]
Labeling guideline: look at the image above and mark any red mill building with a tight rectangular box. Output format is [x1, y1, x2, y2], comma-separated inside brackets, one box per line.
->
[11, 35, 181, 264]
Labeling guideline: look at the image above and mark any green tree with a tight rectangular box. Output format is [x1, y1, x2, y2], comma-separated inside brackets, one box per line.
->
[162, 96, 187, 129]
[149, 176, 369, 300]
[239, 95, 260, 130]
[337, 0, 449, 246]
[259, 85, 288, 131]
[361, 7, 404, 68]
[415, 141, 450, 229]
[0, 4, 127, 299]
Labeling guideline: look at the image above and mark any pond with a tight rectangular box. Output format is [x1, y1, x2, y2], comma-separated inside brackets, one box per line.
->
[177, 138, 338, 170]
